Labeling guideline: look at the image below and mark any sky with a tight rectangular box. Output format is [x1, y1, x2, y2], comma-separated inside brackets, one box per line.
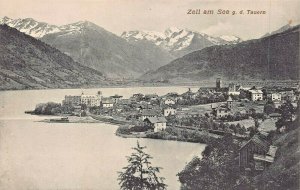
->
[0, 0, 299, 40]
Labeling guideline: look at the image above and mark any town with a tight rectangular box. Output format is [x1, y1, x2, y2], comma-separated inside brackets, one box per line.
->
[30, 78, 299, 174]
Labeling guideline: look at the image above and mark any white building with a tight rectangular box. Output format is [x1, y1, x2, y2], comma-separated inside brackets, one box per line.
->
[144, 117, 167, 132]
[163, 108, 176, 116]
[101, 98, 114, 108]
[228, 83, 241, 96]
[268, 93, 281, 102]
[81, 91, 102, 107]
[249, 89, 263, 101]
[164, 98, 176, 105]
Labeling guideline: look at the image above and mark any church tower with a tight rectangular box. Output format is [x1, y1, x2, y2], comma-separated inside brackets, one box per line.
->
[216, 78, 222, 89]
[227, 96, 233, 110]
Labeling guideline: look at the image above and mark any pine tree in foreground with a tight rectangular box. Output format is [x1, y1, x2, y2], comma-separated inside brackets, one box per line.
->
[118, 141, 167, 190]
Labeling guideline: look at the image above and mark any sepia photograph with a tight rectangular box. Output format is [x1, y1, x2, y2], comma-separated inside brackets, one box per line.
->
[0, 0, 299, 189]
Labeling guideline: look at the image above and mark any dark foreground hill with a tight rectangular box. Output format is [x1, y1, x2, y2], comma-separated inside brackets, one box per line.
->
[0, 24, 106, 90]
[142, 25, 300, 83]
[254, 125, 300, 189]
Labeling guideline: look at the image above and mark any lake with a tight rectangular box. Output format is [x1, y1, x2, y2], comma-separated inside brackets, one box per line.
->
[0, 86, 205, 190]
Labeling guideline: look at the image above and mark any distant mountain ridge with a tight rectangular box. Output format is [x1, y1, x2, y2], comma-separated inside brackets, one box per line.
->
[0, 16, 62, 38]
[0, 24, 106, 90]
[121, 27, 242, 57]
[40, 21, 174, 79]
[142, 25, 300, 82]
[0, 17, 96, 39]
[0, 16, 174, 79]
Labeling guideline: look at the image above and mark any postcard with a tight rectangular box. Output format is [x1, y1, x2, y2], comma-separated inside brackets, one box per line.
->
[0, 0, 299, 189]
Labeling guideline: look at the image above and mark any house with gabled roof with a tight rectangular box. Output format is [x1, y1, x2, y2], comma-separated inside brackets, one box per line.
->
[211, 97, 233, 118]
[239, 132, 277, 172]
[101, 98, 114, 108]
[144, 117, 167, 132]
[248, 89, 263, 101]
[139, 109, 159, 121]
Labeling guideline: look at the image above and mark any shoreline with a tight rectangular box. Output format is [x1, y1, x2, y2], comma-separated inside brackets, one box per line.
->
[1, 79, 298, 92]
[39, 116, 101, 123]
[115, 131, 148, 138]
[32, 113, 233, 143]
[34, 113, 213, 144]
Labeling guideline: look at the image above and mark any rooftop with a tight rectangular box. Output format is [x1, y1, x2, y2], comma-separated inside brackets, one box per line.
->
[145, 117, 167, 124]
[240, 133, 271, 152]
[102, 98, 114, 104]
[249, 89, 263, 94]
[253, 154, 275, 163]
[110, 94, 123, 98]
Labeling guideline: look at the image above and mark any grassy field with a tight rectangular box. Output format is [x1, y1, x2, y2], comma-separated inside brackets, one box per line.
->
[224, 119, 255, 128]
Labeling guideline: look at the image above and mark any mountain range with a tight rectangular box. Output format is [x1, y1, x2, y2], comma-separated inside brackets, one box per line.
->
[142, 25, 299, 82]
[121, 27, 242, 57]
[41, 21, 175, 79]
[0, 16, 61, 38]
[0, 17, 242, 78]
[0, 17, 174, 78]
[0, 16, 298, 89]
[0, 25, 106, 90]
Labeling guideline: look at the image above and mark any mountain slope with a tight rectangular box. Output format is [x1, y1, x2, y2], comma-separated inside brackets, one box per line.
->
[121, 28, 242, 57]
[262, 24, 292, 38]
[0, 24, 106, 90]
[142, 25, 299, 82]
[41, 21, 173, 79]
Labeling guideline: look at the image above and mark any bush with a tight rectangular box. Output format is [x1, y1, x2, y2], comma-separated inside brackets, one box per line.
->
[34, 102, 61, 115]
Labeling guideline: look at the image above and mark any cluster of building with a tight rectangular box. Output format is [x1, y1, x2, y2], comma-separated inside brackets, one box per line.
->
[210, 79, 299, 119]
[59, 79, 299, 175]
[62, 91, 122, 108]
[61, 79, 299, 134]
[61, 91, 178, 132]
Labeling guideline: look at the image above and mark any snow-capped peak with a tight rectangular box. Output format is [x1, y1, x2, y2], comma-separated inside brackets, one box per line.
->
[219, 35, 241, 43]
[0, 17, 100, 38]
[121, 27, 242, 53]
[0, 16, 13, 24]
[0, 16, 61, 38]
[165, 27, 183, 37]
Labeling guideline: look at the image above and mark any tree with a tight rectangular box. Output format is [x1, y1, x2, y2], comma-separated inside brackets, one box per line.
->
[254, 119, 260, 129]
[248, 126, 258, 138]
[276, 100, 295, 130]
[33, 102, 61, 115]
[118, 141, 167, 190]
[178, 134, 240, 190]
[264, 101, 275, 115]
[279, 100, 294, 122]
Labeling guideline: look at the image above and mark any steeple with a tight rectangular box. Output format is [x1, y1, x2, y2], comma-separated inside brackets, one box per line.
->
[227, 96, 233, 109]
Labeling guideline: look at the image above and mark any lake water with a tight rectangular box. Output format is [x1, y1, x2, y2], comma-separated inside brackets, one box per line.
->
[0, 86, 205, 190]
